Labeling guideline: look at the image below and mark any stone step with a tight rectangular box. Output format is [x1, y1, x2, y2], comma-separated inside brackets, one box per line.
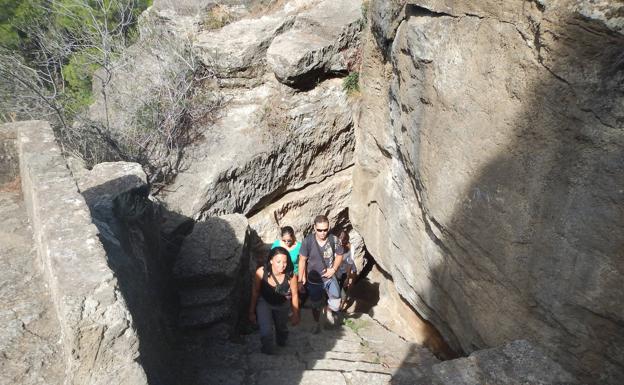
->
[176, 307, 444, 385]
[254, 369, 392, 385]
[307, 358, 392, 373]
[301, 350, 382, 363]
[352, 314, 440, 369]
[246, 352, 306, 371]
[183, 367, 247, 385]
[254, 369, 350, 385]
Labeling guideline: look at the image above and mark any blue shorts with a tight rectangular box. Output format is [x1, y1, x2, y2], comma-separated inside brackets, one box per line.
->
[305, 276, 341, 310]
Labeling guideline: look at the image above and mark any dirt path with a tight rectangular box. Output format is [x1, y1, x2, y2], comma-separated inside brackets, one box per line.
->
[0, 191, 65, 385]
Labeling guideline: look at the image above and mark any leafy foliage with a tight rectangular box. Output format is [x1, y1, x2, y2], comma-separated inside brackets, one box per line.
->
[0, 0, 221, 187]
[0, 0, 46, 52]
[0, 0, 151, 123]
[343, 71, 360, 95]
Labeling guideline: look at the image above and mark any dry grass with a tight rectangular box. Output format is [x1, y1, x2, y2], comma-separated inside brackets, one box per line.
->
[202, 4, 234, 30]
[247, 0, 288, 18]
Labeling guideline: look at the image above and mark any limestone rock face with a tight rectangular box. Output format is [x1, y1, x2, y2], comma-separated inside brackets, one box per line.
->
[432, 340, 578, 385]
[266, 0, 362, 87]
[173, 214, 251, 329]
[194, 13, 296, 77]
[88, 0, 361, 249]
[247, 167, 352, 243]
[162, 76, 354, 222]
[351, 0, 624, 383]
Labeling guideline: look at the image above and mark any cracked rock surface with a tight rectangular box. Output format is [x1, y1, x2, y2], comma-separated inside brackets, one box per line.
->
[0, 191, 64, 385]
[89, 0, 361, 243]
[351, 0, 624, 383]
[174, 308, 574, 385]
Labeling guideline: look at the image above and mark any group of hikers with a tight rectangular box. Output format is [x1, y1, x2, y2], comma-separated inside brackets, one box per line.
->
[248, 215, 358, 354]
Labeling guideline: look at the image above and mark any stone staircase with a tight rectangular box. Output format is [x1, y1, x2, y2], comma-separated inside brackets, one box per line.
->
[174, 310, 438, 385]
[173, 306, 578, 385]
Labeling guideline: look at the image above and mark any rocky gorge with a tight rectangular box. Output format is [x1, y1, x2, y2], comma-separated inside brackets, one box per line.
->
[1, 0, 623, 384]
[351, 1, 624, 383]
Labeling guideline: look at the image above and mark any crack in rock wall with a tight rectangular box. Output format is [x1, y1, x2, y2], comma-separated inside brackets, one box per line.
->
[351, 0, 624, 383]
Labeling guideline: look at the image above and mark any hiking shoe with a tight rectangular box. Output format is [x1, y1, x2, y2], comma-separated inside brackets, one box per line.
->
[261, 345, 275, 355]
[276, 336, 288, 347]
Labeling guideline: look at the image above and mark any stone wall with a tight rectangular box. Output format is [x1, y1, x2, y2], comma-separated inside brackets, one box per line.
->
[351, 1, 624, 383]
[13, 121, 148, 385]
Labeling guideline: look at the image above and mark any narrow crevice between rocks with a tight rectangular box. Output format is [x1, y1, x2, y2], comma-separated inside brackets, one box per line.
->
[404, 4, 457, 19]
[358, 254, 462, 361]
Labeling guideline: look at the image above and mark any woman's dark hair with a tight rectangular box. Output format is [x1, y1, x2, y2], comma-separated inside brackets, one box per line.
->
[280, 226, 296, 241]
[338, 230, 350, 243]
[266, 246, 294, 276]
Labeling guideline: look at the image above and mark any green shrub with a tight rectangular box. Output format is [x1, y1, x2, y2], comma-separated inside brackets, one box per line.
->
[344, 318, 367, 333]
[0, 0, 46, 52]
[343, 71, 360, 95]
[62, 51, 99, 114]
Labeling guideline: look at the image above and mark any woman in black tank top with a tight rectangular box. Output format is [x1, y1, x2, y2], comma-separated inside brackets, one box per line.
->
[249, 247, 300, 354]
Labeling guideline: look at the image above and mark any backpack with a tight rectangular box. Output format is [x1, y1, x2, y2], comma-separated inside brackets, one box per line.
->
[304, 233, 337, 269]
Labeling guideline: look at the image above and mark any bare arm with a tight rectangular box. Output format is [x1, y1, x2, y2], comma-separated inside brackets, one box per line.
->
[249, 267, 263, 323]
[289, 274, 300, 325]
[298, 255, 307, 285]
[346, 266, 357, 289]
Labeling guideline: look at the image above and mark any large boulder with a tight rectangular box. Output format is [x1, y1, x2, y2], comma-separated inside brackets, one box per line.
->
[432, 340, 578, 385]
[173, 214, 251, 330]
[74, 162, 147, 205]
[351, 0, 624, 383]
[266, 0, 363, 87]
[162, 76, 355, 221]
[73, 161, 177, 384]
[194, 13, 296, 77]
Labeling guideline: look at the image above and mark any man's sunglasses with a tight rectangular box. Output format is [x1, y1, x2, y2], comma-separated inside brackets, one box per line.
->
[315, 228, 329, 232]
